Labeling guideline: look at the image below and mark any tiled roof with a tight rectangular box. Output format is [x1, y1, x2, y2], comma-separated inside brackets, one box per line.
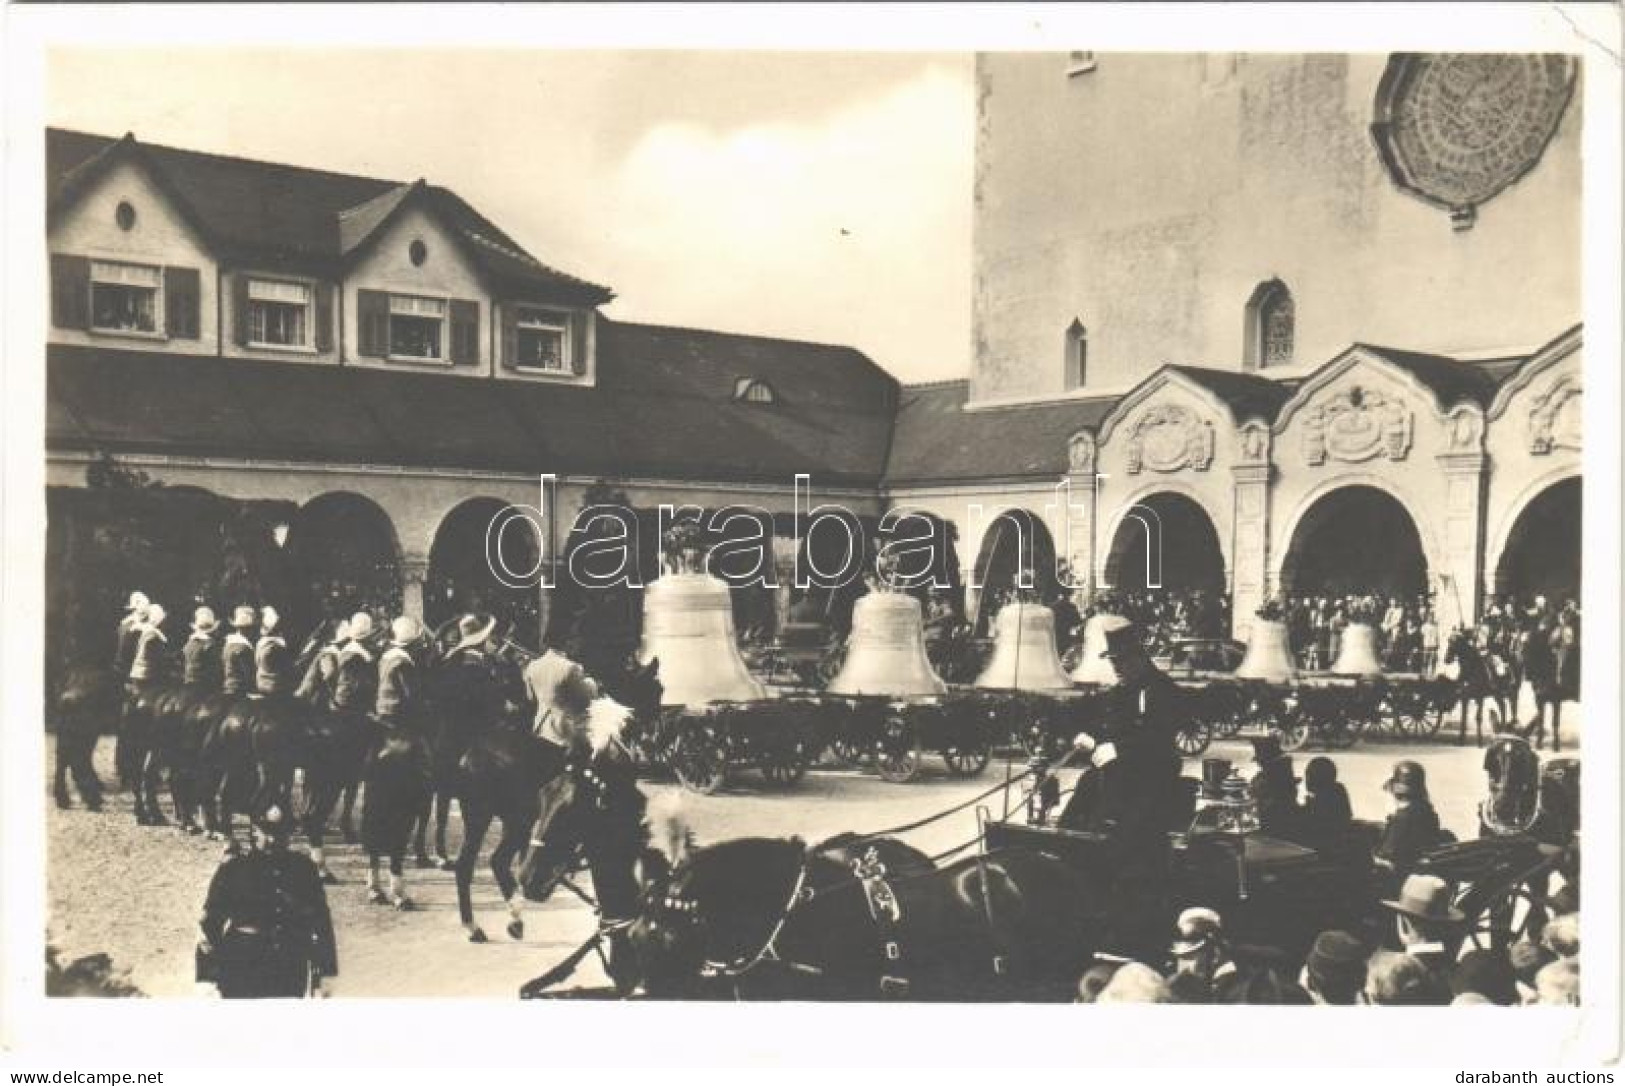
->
[1354, 343, 1503, 408]
[46, 127, 612, 302]
[47, 317, 897, 487]
[1165, 365, 1296, 423]
[884, 380, 1117, 486]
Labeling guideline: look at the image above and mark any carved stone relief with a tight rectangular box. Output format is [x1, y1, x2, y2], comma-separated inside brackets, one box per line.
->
[1528, 374, 1582, 455]
[1302, 385, 1413, 465]
[1066, 430, 1097, 475]
[1125, 404, 1215, 474]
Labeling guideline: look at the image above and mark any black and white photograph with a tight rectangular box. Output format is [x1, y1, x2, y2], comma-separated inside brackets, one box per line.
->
[2, 2, 1620, 1076]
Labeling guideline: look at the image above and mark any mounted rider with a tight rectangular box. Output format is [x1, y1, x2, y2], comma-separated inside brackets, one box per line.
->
[221, 606, 259, 697]
[115, 591, 150, 679]
[255, 606, 291, 697]
[181, 606, 223, 691]
[375, 616, 425, 738]
[329, 612, 379, 737]
[128, 602, 171, 692]
[294, 618, 349, 709]
[524, 635, 600, 780]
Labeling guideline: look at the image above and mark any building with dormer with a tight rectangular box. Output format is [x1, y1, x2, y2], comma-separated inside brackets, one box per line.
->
[45, 53, 1585, 653]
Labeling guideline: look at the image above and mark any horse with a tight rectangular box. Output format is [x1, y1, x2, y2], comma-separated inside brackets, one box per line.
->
[1442, 629, 1509, 746]
[516, 728, 1108, 1001]
[450, 655, 663, 943]
[51, 665, 118, 811]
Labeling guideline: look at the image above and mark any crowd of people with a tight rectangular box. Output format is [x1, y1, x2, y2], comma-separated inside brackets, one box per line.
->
[1077, 896, 1581, 1006]
[1279, 593, 1441, 673]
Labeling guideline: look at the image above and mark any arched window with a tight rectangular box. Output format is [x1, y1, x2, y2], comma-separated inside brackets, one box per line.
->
[1065, 318, 1088, 390]
[1245, 279, 1294, 370]
[733, 377, 777, 404]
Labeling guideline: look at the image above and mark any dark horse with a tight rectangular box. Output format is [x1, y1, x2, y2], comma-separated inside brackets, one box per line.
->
[52, 665, 117, 810]
[1443, 629, 1513, 746]
[451, 656, 664, 943]
[516, 723, 1108, 1000]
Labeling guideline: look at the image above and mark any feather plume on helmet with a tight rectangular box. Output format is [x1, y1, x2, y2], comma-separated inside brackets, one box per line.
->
[645, 790, 693, 869]
[585, 696, 632, 756]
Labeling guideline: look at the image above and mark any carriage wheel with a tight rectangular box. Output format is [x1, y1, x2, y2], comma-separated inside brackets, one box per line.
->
[1176, 722, 1212, 758]
[876, 716, 922, 784]
[1274, 717, 1311, 753]
[942, 738, 992, 778]
[760, 739, 810, 787]
[828, 730, 871, 768]
[1324, 715, 1363, 750]
[1463, 884, 1551, 952]
[1415, 705, 1445, 738]
[672, 730, 728, 795]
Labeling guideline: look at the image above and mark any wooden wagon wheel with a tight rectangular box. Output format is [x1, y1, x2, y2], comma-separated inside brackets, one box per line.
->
[671, 724, 728, 795]
[942, 736, 992, 778]
[1273, 715, 1311, 753]
[1176, 721, 1212, 758]
[876, 713, 923, 784]
[1460, 881, 1555, 952]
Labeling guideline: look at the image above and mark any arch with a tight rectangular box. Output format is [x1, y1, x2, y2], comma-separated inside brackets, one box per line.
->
[1102, 489, 1227, 594]
[284, 491, 403, 630]
[970, 508, 1059, 634]
[1064, 318, 1088, 391]
[1489, 473, 1581, 605]
[426, 496, 541, 640]
[1244, 278, 1294, 371]
[1277, 483, 1430, 599]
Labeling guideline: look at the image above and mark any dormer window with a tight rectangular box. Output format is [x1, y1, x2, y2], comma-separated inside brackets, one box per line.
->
[734, 378, 776, 404]
[246, 278, 312, 348]
[389, 294, 446, 361]
[90, 260, 160, 334]
[514, 306, 570, 372]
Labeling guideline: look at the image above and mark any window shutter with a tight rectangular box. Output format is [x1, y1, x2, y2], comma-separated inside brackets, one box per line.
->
[500, 303, 519, 370]
[356, 289, 388, 357]
[163, 266, 201, 339]
[449, 299, 479, 365]
[314, 282, 335, 352]
[50, 254, 90, 330]
[569, 310, 592, 375]
[231, 273, 250, 347]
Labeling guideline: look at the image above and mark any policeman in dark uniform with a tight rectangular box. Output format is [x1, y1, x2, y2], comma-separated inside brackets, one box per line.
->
[1066, 620, 1186, 962]
[197, 803, 337, 999]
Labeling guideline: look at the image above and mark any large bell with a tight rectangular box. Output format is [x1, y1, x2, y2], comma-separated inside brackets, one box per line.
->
[638, 572, 766, 706]
[1071, 612, 1129, 686]
[1234, 618, 1298, 684]
[975, 602, 1073, 691]
[827, 590, 946, 698]
[1329, 621, 1385, 678]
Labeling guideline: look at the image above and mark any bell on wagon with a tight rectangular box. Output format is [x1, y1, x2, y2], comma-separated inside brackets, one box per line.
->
[1071, 612, 1129, 685]
[827, 589, 947, 698]
[1329, 621, 1384, 678]
[638, 571, 766, 707]
[975, 601, 1072, 691]
[1234, 609, 1298, 684]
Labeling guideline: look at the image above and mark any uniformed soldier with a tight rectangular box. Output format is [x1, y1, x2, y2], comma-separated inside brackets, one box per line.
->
[374, 616, 423, 735]
[181, 606, 223, 690]
[255, 606, 291, 697]
[1066, 620, 1186, 962]
[329, 612, 378, 728]
[197, 803, 337, 999]
[221, 605, 259, 697]
[127, 603, 171, 692]
[115, 591, 150, 679]
[1374, 760, 1443, 890]
[294, 618, 349, 709]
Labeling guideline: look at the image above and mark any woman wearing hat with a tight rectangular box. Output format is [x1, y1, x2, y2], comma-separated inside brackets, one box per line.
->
[221, 605, 259, 697]
[197, 803, 337, 999]
[1374, 760, 1443, 888]
[182, 607, 223, 691]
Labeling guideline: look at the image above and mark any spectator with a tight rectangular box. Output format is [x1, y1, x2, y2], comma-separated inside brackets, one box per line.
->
[1534, 959, 1580, 1006]
[1541, 913, 1579, 961]
[1382, 874, 1466, 990]
[1509, 940, 1556, 1004]
[1167, 907, 1235, 1000]
[1374, 761, 1442, 884]
[1300, 930, 1366, 1006]
[1096, 962, 1173, 1004]
[1074, 961, 1120, 1004]
[1301, 756, 1352, 852]
[1215, 965, 1313, 1005]
[1364, 950, 1449, 1006]
[1451, 949, 1519, 1007]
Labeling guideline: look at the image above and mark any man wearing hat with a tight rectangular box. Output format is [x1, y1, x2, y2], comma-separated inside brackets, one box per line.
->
[197, 803, 337, 999]
[375, 616, 426, 739]
[524, 635, 600, 782]
[330, 612, 379, 727]
[294, 618, 349, 710]
[1247, 734, 1301, 840]
[1067, 619, 1188, 961]
[221, 606, 259, 697]
[1374, 760, 1443, 887]
[115, 591, 150, 680]
[1300, 929, 1367, 1005]
[1383, 872, 1466, 988]
[1167, 906, 1236, 1002]
[127, 602, 171, 690]
[254, 607, 291, 697]
[182, 606, 223, 691]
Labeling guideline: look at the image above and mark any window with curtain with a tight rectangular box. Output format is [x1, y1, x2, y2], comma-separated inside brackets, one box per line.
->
[90, 261, 160, 334]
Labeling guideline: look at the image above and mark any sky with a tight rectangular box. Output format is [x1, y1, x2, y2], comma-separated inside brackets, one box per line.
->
[47, 49, 974, 383]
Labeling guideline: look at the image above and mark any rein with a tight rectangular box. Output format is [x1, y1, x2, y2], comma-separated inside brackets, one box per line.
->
[696, 859, 812, 979]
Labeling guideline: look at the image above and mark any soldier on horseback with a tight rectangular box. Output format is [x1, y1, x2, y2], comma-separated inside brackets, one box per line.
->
[115, 591, 149, 680]
[293, 617, 349, 708]
[182, 607, 223, 691]
[222, 606, 259, 697]
[524, 635, 599, 784]
[255, 606, 291, 697]
[361, 615, 433, 908]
